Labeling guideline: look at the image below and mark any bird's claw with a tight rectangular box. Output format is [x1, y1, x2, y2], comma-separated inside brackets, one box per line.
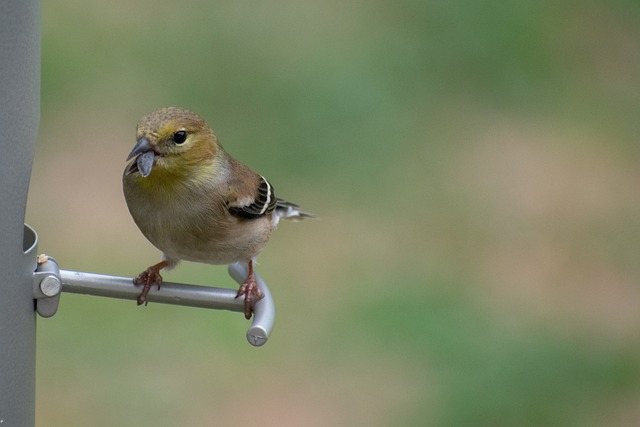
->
[236, 276, 264, 320]
[133, 267, 164, 306]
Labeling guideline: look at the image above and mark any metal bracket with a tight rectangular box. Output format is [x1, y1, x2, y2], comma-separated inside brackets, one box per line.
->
[33, 257, 275, 346]
[33, 255, 62, 318]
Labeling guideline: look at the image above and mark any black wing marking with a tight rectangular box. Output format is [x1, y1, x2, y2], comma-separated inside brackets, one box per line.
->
[228, 176, 277, 219]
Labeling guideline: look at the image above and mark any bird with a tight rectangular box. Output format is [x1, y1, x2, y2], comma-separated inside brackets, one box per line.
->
[122, 107, 313, 319]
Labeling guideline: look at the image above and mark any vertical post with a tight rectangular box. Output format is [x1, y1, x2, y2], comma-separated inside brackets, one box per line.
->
[0, 0, 41, 424]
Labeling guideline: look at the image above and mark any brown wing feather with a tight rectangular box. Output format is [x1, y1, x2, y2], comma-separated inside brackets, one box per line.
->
[228, 176, 276, 219]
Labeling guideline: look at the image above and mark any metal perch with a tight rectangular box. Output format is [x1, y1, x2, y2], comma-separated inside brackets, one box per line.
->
[33, 258, 275, 347]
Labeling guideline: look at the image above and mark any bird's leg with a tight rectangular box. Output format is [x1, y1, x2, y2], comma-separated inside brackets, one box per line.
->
[133, 260, 170, 306]
[235, 259, 265, 320]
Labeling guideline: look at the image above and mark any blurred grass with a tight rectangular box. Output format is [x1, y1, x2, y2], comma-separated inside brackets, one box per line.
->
[27, 0, 640, 426]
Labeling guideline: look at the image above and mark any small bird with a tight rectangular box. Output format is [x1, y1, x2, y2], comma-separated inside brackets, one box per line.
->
[123, 107, 313, 318]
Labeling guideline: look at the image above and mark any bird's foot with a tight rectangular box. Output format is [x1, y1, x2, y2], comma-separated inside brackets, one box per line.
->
[133, 261, 168, 306]
[236, 273, 264, 320]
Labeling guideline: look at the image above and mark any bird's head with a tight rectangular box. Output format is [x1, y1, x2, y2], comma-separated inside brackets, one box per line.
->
[125, 107, 219, 182]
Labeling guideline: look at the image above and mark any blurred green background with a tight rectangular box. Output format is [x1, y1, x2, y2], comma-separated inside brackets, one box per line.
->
[27, 0, 640, 425]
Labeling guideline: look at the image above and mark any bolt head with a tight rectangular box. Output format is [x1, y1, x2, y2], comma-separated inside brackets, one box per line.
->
[40, 275, 61, 297]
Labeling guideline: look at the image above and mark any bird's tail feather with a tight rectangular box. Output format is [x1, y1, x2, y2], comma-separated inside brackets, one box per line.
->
[274, 199, 316, 222]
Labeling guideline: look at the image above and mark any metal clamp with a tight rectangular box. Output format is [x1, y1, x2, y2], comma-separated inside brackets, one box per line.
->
[33, 255, 62, 318]
[33, 257, 275, 346]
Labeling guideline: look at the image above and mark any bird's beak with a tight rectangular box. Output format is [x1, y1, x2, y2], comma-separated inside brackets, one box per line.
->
[127, 137, 155, 177]
[127, 137, 153, 160]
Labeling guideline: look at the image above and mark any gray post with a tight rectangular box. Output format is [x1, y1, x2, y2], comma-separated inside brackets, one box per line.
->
[0, 0, 41, 424]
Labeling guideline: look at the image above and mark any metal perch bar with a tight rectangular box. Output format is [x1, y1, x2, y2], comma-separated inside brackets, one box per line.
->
[38, 261, 275, 346]
[60, 270, 242, 310]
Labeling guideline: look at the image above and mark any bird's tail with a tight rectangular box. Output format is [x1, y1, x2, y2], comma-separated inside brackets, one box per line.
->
[274, 199, 316, 224]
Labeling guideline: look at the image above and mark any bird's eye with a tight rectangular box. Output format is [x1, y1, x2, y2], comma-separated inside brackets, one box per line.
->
[172, 130, 187, 144]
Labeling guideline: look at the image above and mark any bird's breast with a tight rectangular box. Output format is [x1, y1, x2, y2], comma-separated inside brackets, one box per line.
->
[123, 177, 273, 264]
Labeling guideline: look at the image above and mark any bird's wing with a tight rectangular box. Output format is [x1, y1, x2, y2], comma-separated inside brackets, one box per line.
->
[227, 174, 277, 219]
